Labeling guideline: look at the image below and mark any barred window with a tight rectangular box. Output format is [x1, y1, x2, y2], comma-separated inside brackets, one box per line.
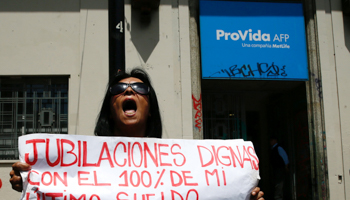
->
[0, 76, 68, 160]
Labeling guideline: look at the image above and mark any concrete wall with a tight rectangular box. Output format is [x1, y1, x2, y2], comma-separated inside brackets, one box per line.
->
[316, 0, 350, 199]
[0, 0, 110, 136]
[0, 0, 194, 198]
[124, 0, 193, 139]
[0, 1, 109, 198]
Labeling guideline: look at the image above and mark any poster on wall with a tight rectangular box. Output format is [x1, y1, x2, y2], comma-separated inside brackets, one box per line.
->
[200, 0, 309, 80]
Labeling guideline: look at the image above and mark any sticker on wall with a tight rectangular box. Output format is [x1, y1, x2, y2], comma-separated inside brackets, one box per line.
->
[200, 0, 309, 80]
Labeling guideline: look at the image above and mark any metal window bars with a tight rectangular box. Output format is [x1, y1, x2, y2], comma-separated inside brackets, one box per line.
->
[0, 78, 68, 160]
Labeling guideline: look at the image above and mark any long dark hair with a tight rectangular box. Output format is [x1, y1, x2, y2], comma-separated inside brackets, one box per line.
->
[94, 68, 162, 138]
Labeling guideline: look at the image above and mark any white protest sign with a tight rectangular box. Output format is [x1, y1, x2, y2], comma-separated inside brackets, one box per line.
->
[18, 134, 260, 200]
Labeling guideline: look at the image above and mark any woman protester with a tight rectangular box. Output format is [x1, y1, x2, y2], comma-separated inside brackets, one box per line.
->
[10, 68, 264, 199]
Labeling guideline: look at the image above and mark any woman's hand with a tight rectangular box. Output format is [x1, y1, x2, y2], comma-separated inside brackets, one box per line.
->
[250, 187, 264, 200]
[9, 162, 31, 192]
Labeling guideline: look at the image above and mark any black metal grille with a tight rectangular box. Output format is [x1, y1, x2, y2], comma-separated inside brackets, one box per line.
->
[0, 77, 68, 160]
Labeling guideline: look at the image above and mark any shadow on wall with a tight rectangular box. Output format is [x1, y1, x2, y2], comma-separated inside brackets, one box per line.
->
[129, 8, 159, 63]
[0, 0, 107, 11]
[344, 14, 350, 52]
[0, 0, 184, 12]
[0, 0, 165, 64]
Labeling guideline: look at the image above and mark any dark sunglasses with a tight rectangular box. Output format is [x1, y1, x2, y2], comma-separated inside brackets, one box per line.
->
[109, 82, 150, 95]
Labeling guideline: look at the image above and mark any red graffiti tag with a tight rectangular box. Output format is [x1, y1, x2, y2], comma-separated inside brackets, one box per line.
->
[192, 94, 202, 132]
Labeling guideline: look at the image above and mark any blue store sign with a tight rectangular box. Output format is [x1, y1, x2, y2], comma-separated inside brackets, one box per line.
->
[200, 0, 309, 80]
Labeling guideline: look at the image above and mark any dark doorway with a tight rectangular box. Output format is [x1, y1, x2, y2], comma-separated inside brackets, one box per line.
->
[202, 79, 312, 199]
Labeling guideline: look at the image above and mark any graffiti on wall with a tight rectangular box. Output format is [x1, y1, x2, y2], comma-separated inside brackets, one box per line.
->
[311, 73, 323, 99]
[209, 62, 287, 78]
[192, 94, 203, 132]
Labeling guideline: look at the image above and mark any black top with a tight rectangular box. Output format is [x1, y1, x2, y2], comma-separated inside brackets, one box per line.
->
[270, 144, 286, 169]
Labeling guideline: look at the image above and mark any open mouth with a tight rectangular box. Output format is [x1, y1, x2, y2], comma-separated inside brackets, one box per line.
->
[123, 99, 137, 116]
